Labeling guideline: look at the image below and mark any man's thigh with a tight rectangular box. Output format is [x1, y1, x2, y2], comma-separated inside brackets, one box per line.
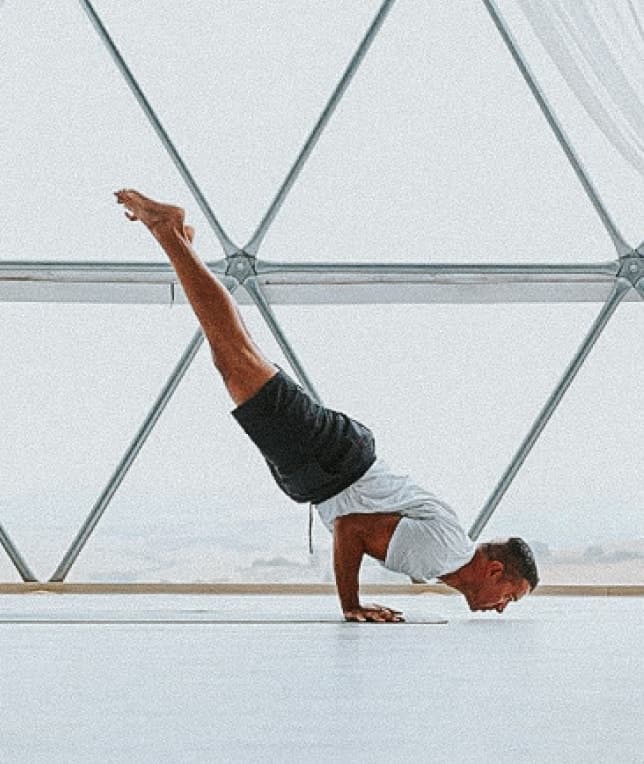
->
[214, 345, 278, 406]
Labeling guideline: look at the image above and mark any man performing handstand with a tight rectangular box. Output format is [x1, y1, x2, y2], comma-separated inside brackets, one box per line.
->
[115, 189, 538, 623]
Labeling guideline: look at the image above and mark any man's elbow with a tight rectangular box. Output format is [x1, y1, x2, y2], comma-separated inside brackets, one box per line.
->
[334, 513, 362, 533]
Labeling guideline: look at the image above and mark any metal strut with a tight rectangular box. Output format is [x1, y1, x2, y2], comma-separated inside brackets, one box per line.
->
[469, 277, 632, 541]
[0, 523, 37, 582]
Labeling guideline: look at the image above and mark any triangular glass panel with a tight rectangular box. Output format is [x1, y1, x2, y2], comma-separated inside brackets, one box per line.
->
[260, 1, 611, 264]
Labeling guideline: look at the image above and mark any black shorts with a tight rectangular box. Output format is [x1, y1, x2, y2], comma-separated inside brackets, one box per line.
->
[232, 370, 376, 504]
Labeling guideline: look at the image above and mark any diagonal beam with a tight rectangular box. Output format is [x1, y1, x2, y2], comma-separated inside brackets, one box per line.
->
[243, 276, 322, 403]
[483, 0, 632, 258]
[469, 277, 632, 541]
[79, 0, 238, 257]
[243, 0, 396, 257]
[0, 523, 37, 582]
[49, 328, 205, 582]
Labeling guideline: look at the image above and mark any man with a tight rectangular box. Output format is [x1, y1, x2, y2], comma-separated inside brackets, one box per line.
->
[115, 189, 539, 623]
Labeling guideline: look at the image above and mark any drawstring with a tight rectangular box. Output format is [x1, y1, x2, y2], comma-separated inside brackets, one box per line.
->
[308, 503, 314, 554]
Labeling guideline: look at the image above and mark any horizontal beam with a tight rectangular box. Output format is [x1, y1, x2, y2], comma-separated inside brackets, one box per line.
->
[0, 582, 642, 597]
[0, 259, 632, 305]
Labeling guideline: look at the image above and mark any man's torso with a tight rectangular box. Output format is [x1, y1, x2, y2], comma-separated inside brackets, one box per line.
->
[316, 458, 475, 580]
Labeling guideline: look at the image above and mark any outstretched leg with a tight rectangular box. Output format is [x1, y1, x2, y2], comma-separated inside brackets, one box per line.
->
[115, 189, 276, 405]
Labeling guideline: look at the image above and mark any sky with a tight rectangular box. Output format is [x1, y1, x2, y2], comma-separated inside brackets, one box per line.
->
[1, 1, 643, 583]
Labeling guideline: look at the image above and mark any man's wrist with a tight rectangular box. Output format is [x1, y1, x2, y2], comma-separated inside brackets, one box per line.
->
[341, 598, 361, 613]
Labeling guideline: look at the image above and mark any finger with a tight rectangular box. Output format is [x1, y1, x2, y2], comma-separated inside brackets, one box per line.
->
[125, 211, 138, 221]
[370, 603, 403, 616]
[374, 609, 405, 623]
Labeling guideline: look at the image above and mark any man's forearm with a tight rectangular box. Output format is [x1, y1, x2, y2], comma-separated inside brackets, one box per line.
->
[333, 516, 365, 612]
[332, 514, 405, 623]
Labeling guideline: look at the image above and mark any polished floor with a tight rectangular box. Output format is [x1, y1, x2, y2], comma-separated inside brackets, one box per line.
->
[1, 593, 642, 763]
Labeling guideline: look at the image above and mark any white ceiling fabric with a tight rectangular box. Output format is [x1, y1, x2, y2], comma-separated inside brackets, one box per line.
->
[517, 0, 644, 179]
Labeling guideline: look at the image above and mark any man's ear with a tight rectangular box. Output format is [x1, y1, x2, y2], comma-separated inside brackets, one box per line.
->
[486, 560, 504, 579]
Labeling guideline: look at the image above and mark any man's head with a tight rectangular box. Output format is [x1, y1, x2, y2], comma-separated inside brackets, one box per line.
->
[452, 537, 539, 613]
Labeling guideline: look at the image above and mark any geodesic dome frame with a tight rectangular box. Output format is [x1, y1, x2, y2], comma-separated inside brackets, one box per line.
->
[1, 0, 643, 583]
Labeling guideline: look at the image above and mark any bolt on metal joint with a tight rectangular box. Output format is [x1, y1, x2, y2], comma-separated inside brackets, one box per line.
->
[225, 252, 257, 284]
[616, 254, 644, 286]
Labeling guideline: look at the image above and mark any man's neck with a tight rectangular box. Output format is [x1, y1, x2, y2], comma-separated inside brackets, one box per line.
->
[439, 568, 463, 593]
[439, 547, 482, 595]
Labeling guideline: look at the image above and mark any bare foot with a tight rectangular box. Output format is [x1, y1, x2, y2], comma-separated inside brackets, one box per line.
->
[114, 189, 186, 236]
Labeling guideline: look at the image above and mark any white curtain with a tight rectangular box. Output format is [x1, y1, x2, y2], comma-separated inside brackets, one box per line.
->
[515, 0, 644, 178]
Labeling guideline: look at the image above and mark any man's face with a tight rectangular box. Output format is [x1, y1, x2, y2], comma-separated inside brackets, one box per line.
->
[466, 572, 531, 613]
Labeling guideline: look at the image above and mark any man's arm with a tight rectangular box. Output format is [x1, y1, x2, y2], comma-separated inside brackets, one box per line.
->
[333, 513, 404, 623]
[333, 514, 365, 614]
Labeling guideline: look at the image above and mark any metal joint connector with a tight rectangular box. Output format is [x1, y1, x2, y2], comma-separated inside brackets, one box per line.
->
[225, 252, 258, 285]
[617, 254, 644, 286]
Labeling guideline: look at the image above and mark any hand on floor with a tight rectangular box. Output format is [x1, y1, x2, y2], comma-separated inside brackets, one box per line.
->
[343, 603, 405, 623]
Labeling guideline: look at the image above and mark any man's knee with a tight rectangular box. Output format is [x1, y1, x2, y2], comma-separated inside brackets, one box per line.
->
[210, 344, 276, 405]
